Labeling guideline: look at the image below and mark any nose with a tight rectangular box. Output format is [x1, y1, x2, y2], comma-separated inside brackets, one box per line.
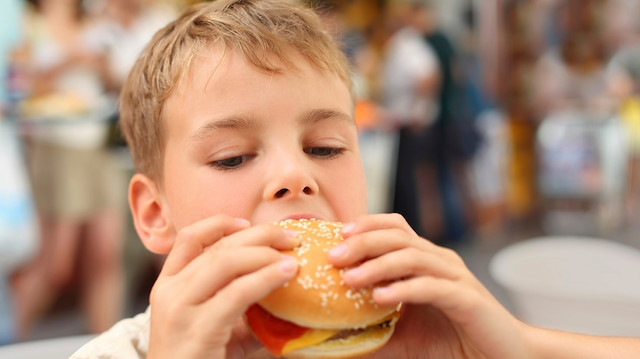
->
[273, 186, 314, 199]
[263, 153, 319, 201]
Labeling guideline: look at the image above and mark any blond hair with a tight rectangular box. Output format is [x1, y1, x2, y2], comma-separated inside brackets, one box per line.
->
[120, 0, 351, 181]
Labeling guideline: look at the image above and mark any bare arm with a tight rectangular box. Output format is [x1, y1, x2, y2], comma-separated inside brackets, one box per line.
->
[524, 325, 640, 359]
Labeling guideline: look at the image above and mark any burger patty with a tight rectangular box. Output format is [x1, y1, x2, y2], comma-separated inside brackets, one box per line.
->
[327, 319, 393, 342]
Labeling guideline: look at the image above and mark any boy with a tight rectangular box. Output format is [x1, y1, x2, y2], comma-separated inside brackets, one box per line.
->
[72, 0, 640, 358]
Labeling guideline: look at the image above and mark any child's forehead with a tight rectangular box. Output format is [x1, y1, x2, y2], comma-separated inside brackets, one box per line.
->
[163, 44, 355, 132]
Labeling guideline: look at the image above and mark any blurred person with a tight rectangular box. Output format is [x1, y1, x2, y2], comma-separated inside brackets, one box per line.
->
[10, 0, 126, 339]
[379, 0, 440, 237]
[96, 0, 177, 151]
[532, 0, 628, 234]
[418, 1, 480, 244]
[90, 0, 177, 307]
[455, 1, 510, 236]
[95, 0, 177, 98]
[532, 0, 615, 117]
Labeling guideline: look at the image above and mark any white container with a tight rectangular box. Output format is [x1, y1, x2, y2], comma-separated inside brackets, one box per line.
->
[490, 236, 640, 336]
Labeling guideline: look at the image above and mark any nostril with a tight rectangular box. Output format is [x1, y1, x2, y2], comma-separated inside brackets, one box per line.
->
[303, 186, 312, 195]
[275, 188, 289, 198]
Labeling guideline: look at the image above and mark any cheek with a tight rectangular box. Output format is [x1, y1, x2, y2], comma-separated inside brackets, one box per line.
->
[164, 166, 256, 228]
[205, 174, 256, 217]
[329, 160, 368, 218]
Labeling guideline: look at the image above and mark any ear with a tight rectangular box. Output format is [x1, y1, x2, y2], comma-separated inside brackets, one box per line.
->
[129, 173, 175, 254]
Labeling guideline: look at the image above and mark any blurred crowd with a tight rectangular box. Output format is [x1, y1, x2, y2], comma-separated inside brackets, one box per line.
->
[1, 0, 640, 345]
[0, 0, 178, 344]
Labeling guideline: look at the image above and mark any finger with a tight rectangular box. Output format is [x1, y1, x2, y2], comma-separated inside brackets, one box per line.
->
[341, 213, 415, 237]
[372, 276, 478, 321]
[161, 215, 251, 277]
[341, 247, 463, 289]
[328, 228, 428, 267]
[211, 223, 300, 251]
[339, 213, 448, 257]
[198, 256, 299, 331]
[161, 224, 300, 304]
[179, 246, 292, 304]
[338, 216, 462, 266]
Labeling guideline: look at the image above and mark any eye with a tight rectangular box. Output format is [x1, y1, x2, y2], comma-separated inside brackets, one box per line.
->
[210, 155, 253, 169]
[304, 147, 344, 158]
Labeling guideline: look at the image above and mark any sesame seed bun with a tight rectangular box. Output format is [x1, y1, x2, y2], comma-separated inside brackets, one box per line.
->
[259, 219, 399, 329]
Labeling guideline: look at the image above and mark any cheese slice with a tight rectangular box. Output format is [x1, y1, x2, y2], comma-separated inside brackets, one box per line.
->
[281, 310, 400, 355]
[281, 328, 338, 355]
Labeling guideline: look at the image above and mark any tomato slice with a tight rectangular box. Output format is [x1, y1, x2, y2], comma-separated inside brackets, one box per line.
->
[245, 304, 309, 356]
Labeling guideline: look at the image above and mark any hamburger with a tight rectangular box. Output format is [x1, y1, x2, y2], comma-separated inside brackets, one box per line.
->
[245, 219, 401, 358]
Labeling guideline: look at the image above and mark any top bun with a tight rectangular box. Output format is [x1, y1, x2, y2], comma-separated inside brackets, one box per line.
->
[259, 219, 397, 329]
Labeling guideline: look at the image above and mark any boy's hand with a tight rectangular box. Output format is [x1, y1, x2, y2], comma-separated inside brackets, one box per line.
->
[328, 213, 529, 359]
[147, 215, 299, 359]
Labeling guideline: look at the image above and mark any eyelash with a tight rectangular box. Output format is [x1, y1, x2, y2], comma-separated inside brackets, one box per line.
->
[210, 147, 344, 170]
[210, 155, 254, 170]
[304, 146, 344, 158]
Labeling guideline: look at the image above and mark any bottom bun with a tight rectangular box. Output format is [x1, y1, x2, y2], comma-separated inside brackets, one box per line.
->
[284, 319, 397, 359]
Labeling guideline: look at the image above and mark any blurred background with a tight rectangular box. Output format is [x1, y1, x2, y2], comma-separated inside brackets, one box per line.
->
[1, 0, 640, 348]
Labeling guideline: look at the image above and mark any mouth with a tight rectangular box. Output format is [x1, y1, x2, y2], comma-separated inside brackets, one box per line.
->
[279, 214, 326, 222]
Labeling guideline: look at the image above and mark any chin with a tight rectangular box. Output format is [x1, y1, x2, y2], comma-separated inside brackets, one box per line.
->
[245, 219, 401, 358]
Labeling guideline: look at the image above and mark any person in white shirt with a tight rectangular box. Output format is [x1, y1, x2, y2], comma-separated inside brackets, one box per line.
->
[380, 2, 440, 237]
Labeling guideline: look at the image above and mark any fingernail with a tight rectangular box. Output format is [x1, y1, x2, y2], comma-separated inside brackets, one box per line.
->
[328, 244, 348, 258]
[283, 230, 301, 247]
[279, 256, 298, 273]
[343, 267, 362, 280]
[341, 222, 356, 234]
[235, 218, 251, 227]
[283, 229, 298, 238]
[373, 286, 391, 298]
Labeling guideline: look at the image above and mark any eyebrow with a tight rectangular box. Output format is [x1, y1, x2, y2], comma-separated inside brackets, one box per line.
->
[299, 109, 354, 127]
[189, 115, 261, 143]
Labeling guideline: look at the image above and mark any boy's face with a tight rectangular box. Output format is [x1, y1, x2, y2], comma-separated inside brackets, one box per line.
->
[159, 47, 367, 231]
